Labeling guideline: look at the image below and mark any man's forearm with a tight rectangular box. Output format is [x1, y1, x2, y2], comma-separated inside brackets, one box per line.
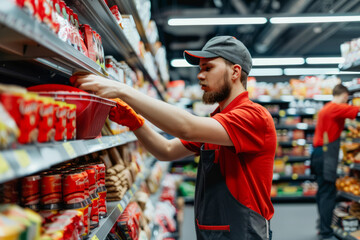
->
[122, 87, 196, 140]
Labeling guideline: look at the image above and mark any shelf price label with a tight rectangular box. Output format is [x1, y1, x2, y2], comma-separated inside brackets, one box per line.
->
[117, 203, 123, 212]
[63, 142, 76, 158]
[0, 154, 10, 174]
[91, 235, 99, 240]
[292, 174, 298, 180]
[129, 189, 133, 197]
[133, 185, 138, 192]
[97, 138, 103, 145]
[14, 150, 31, 168]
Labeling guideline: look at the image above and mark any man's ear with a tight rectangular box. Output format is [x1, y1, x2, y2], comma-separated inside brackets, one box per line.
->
[232, 64, 242, 81]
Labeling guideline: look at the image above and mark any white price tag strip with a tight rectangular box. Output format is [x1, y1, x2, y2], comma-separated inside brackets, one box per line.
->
[0, 154, 10, 174]
[63, 142, 76, 158]
[117, 203, 123, 212]
[14, 150, 31, 168]
[91, 235, 99, 240]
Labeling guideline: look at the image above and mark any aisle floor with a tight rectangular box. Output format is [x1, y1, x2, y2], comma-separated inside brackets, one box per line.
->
[180, 203, 322, 240]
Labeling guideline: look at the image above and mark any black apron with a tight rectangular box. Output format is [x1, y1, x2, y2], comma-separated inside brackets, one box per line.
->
[195, 145, 270, 240]
[322, 138, 341, 182]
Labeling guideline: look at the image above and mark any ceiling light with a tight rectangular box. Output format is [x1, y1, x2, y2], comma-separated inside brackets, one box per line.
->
[249, 68, 283, 76]
[284, 68, 339, 75]
[168, 17, 267, 26]
[270, 15, 360, 24]
[170, 59, 196, 67]
[306, 57, 344, 64]
[253, 58, 304, 66]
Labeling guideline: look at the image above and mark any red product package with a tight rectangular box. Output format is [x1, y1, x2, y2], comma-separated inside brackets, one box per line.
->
[40, 172, 62, 207]
[38, 0, 54, 30]
[21, 175, 41, 209]
[80, 24, 97, 62]
[37, 97, 55, 143]
[117, 202, 141, 240]
[110, 5, 123, 29]
[0, 93, 39, 144]
[66, 104, 76, 140]
[23, 0, 40, 20]
[93, 30, 100, 65]
[53, 101, 68, 141]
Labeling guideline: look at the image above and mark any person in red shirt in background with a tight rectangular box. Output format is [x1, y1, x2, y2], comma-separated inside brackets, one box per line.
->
[71, 36, 276, 240]
[312, 84, 360, 240]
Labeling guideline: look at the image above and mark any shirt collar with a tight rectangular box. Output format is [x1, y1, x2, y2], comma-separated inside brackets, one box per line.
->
[210, 91, 249, 116]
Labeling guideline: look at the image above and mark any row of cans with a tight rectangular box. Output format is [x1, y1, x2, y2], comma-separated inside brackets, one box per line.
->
[1, 162, 107, 237]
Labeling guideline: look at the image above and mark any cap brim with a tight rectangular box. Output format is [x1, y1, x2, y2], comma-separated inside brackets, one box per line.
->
[184, 50, 218, 65]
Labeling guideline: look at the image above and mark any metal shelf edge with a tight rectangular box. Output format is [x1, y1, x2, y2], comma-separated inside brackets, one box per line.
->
[0, 132, 137, 184]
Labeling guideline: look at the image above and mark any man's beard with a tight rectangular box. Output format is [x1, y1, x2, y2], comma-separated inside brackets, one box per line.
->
[202, 74, 231, 104]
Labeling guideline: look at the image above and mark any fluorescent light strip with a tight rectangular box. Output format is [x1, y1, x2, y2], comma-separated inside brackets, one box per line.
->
[284, 68, 339, 75]
[306, 57, 344, 64]
[253, 58, 304, 66]
[270, 15, 360, 24]
[249, 68, 283, 76]
[168, 17, 267, 26]
[170, 59, 196, 68]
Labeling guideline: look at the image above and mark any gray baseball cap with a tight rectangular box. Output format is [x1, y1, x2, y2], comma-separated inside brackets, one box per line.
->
[184, 36, 252, 74]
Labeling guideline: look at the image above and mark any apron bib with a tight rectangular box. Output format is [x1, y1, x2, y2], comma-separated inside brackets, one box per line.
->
[194, 145, 270, 240]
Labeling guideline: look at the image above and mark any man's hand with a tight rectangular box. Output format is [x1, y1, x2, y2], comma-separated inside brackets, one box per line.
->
[109, 98, 145, 131]
[70, 74, 125, 98]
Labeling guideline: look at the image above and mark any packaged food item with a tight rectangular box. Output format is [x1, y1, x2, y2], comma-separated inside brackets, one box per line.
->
[53, 101, 68, 141]
[0, 92, 39, 144]
[1, 180, 19, 204]
[80, 24, 97, 62]
[40, 172, 62, 209]
[0, 102, 19, 149]
[81, 167, 99, 229]
[66, 104, 76, 140]
[0, 215, 24, 240]
[37, 97, 55, 142]
[110, 5, 123, 29]
[95, 163, 107, 218]
[21, 175, 41, 210]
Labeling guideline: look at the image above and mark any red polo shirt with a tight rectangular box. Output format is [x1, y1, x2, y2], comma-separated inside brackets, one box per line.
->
[313, 102, 359, 147]
[181, 91, 276, 220]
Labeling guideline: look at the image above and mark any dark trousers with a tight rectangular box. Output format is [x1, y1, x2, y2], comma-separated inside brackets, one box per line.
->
[311, 147, 337, 238]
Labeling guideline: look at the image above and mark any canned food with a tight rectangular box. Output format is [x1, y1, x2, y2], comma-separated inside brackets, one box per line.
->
[63, 171, 85, 206]
[41, 173, 62, 209]
[21, 175, 41, 209]
[2, 179, 19, 204]
[82, 167, 99, 228]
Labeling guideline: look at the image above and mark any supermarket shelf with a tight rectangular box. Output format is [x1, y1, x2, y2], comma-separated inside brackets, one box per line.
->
[67, 0, 164, 100]
[253, 95, 333, 103]
[0, 2, 105, 77]
[88, 157, 157, 240]
[112, 0, 154, 54]
[338, 191, 360, 203]
[276, 124, 316, 130]
[340, 59, 360, 72]
[275, 156, 311, 162]
[349, 163, 360, 171]
[272, 173, 315, 181]
[348, 84, 360, 94]
[333, 226, 358, 240]
[271, 195, 315, 203]
[277, 139, 311, 146]
[0, 132, 137, 184]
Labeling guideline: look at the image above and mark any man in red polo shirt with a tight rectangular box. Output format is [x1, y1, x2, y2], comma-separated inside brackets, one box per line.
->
[312, 84, 360, 240]
[71, 36, 276, 239]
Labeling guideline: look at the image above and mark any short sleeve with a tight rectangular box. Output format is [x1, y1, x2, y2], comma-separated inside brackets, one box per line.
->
[212, 107, 267, 154]
[180, 139, 202, 155]
[334, 104, 359, 120]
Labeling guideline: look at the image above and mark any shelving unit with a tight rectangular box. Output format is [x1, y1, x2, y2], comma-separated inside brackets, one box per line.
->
[337, 191, 360, 203]
[0, 2, 170, 240]
[333, 226, 359, 240]
[0, 2, 105, 78]
[272, 173, 315, 181]
[0, 132, 137, 184]
[88, 157, 157, 240]
[66, 0, 164, 100]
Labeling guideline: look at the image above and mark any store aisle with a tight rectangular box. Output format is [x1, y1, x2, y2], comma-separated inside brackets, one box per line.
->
[180, 203, 320, 240]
